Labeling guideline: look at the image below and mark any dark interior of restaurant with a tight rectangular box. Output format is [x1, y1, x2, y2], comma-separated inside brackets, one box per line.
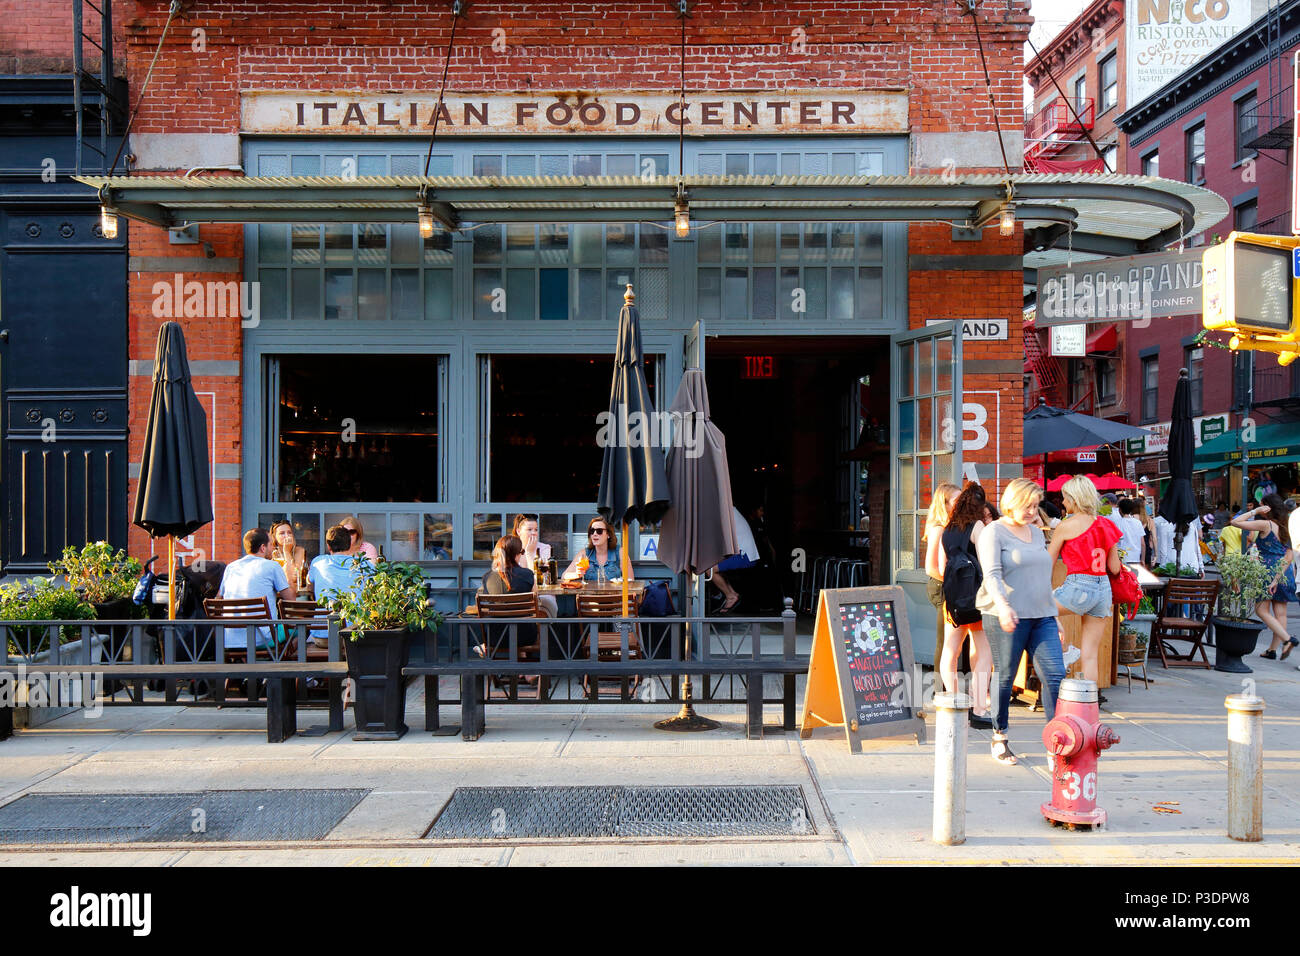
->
[706, 337, 890, 592]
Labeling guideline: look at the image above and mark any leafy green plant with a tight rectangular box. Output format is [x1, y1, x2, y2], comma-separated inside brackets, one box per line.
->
[1137, 595, 1155, 616]
[1214, 549, 1271, 622]
[320, 555, 440, 640]
[51, 541, 142, 606]
[1152, 562, 1201, 579]
[0, 577, 95, 651]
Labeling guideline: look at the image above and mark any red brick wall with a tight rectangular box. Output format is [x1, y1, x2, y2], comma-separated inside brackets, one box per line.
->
[0, 0, 131, 72]
[119, 0, 1031, 551]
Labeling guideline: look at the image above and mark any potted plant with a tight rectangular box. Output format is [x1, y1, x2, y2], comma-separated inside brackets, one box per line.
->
[0, 578, 96, 656]
[321, 555, 440, 740]
[50, 542, 143, 620]
[1211, 549, 1271, 673]
[1117, 596, 1156, 663]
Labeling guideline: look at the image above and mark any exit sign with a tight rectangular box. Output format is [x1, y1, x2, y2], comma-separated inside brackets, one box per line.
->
[742, 355, 777, 379]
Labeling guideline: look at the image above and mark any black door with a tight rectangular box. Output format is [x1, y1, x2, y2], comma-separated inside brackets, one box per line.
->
[0, 200, 128, 574]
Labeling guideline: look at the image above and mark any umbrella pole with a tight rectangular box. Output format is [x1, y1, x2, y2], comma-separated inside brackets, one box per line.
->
[167, 535, 176, 621]
[621, 521, 630, 616]
[655, 571, 719, 732]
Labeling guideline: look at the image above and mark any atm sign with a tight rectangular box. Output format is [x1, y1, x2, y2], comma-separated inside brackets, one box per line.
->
[742, 355, 777, 379]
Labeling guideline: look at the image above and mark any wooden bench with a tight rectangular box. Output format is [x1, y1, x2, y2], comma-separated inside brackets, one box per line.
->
[406, 600, 804, 741]
[0, 661, 347, 743]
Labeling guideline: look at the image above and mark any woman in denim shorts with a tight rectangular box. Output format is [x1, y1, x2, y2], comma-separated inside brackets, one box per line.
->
[1047, 476, 1122, 688]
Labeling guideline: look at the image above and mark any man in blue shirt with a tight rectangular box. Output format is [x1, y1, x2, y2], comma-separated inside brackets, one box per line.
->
[218, 528, 296, 649]
[309, 524, 364, 606]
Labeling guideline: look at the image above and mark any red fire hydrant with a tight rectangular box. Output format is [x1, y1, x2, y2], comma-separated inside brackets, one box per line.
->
[1041, 678, 1121, 829]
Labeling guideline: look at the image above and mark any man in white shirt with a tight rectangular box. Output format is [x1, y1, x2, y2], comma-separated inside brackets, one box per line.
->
[1153, 514, 1202, 573]
[1114, 498, 1147, 565]
[218, 528, 296, 649]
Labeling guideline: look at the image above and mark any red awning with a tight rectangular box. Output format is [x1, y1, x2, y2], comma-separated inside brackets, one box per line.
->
[1086, 323, 1117, 354]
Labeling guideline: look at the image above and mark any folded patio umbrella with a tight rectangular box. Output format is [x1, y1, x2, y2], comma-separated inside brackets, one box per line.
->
[1159, 369, 1199, 572]
[658, 368, 737, 577]
[596, 284, 670, 614]
[132, 322, 213, 618]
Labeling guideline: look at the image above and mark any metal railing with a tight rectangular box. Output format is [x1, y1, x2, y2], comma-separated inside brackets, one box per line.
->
[1024, 97, 1095, 157]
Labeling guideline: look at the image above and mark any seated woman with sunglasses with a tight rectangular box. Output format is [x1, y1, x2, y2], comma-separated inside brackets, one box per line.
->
[562, 518, 622, 582]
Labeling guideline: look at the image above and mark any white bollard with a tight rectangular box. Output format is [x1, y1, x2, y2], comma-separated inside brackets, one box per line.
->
[1225, 694, 1265, 842]
[933, 692, 970, 846]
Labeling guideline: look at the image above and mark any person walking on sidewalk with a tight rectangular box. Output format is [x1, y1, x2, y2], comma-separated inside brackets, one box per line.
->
[924, 482, 961, 679]
[938, 483, 992, 727]
[976, 478, 1066, 766]
[1048, 476, 1122, 689]
[1233, 495, 1298, 660]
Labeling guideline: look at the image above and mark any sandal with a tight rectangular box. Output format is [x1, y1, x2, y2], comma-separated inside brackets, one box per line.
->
[717, 596, 740, 614]
[1281, 638, 1299, 661]
[1260, 649, 1278, 660]
[991, 735, 1018, 766]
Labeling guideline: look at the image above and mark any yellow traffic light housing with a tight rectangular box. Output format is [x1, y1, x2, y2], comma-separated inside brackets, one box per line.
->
[1203, 233, 1300, 363]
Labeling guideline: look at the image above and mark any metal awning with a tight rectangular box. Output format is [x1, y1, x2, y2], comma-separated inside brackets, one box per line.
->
[77, 171, 1226, 260]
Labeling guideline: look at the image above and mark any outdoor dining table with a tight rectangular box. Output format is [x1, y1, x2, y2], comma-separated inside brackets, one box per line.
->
[460, 580, 647, 617]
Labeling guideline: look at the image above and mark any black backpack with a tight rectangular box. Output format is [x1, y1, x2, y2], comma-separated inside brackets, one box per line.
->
[941, 525, 983, 626]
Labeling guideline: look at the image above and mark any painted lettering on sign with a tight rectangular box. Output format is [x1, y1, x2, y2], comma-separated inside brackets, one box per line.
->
[242, 91, 910, 135]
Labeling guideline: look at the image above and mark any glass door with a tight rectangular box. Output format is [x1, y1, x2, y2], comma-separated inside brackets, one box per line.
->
[891, 323, 962, 602]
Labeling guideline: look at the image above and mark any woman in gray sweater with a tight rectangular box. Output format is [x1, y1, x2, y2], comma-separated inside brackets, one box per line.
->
[975, 478, 1066, 766]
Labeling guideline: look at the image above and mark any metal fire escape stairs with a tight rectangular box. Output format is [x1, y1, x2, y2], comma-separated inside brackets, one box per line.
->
[1023, 318, 1065, 407]
[72, 0, 126, 176]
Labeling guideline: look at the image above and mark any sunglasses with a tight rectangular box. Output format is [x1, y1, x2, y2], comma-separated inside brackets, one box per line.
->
[346, 528, 359, 536]
[589, 528, 608, 536]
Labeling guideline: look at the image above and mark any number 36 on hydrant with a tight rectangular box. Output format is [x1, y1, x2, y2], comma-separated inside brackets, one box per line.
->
[1041, 679, 1121, 829]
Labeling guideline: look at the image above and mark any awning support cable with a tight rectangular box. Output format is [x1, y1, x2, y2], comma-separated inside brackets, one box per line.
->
[423, 0, 463, 179]
[109, 0, 181, 176]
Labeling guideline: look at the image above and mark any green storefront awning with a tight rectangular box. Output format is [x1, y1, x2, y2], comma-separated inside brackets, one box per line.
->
[1194, 423, 1300, 470]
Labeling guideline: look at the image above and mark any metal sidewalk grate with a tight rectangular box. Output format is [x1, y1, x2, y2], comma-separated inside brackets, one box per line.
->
[427, 785, 815, 840]
[0, 790, 369, 844]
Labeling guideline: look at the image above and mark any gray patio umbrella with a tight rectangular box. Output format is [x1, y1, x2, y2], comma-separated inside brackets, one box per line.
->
[1159, 368, 1199, 573]
[658, 368, 737, 576]
[1023, 400, 1152, 457]
[654, 367, 732, 733]
[596, 284, 670, 615]
[132, 322, 213, 619]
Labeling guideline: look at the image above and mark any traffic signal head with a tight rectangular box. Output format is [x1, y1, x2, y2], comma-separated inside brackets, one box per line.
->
[1202, 231, 1300, 336]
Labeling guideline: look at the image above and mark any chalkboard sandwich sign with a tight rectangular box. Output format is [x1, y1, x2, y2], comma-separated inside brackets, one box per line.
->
[800, 586, 925, 752]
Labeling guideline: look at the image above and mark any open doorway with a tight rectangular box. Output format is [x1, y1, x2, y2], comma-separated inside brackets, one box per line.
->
[704, 336, 891, 610]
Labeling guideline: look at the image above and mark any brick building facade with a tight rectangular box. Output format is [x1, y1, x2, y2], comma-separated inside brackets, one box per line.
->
[105, 0, 1032, 585]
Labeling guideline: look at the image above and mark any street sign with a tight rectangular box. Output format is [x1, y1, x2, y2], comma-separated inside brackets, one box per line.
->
[1293, 245, 1300, 279]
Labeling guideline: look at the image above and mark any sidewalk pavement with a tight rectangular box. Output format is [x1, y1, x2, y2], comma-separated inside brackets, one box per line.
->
[0, 652, 1296, 866]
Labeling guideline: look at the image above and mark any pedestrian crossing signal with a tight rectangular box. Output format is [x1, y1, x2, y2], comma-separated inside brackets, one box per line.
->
[1203, 232, 1300, 365]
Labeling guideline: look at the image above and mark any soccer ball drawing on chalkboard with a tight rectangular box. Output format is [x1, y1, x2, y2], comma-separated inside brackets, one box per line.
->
[854, 615, 888, 656]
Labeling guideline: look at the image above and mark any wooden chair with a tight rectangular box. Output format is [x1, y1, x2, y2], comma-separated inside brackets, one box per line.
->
[203, 596, 287, 701]
[576, 590, 643, 698]
[475, 591, 543, 700]
[1151, 579, 1220, 669]
[279, 598, 329, 649]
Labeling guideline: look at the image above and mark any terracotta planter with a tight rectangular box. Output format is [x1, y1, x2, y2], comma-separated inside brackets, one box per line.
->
[341, 628, 410, 740]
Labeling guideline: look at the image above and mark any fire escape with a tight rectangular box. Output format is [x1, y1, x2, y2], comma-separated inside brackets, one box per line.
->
[71, 0, 127, 175]
[1023, 318, 1065, 407]
[1023, 97, 1095, 171]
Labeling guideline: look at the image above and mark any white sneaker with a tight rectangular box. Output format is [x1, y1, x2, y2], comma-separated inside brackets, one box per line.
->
[1062, 645, 1082, 667]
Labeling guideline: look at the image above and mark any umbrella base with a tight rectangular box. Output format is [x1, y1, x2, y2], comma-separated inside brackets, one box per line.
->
[654, 703, 719, 733]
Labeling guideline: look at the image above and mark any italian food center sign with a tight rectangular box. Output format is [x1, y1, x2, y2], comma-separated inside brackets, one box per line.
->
[242, 90, 909, 135]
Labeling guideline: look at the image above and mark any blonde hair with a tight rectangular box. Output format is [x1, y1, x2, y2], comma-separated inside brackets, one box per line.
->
[1000, 478, 1044, 515]
[341, 514, 366, 542]
[1061, 476, 1101, 516]
[923, 482, 961, 539]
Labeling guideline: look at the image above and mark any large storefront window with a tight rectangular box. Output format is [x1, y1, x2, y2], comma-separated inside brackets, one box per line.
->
[481, 353, 658, 503]
[275, 354, 444, 503]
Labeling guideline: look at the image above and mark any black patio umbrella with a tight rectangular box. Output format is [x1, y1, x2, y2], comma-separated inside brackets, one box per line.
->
[132, 322, 213, 619]
[655, 368, 736, 733]
[1023, 400, 1153, 457]
[1159, 368, 1199, 573]
[596, 284, 670, 616]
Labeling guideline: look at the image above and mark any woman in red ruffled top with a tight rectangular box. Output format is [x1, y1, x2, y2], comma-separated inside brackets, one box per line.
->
[1047, 475, 1123, 688]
